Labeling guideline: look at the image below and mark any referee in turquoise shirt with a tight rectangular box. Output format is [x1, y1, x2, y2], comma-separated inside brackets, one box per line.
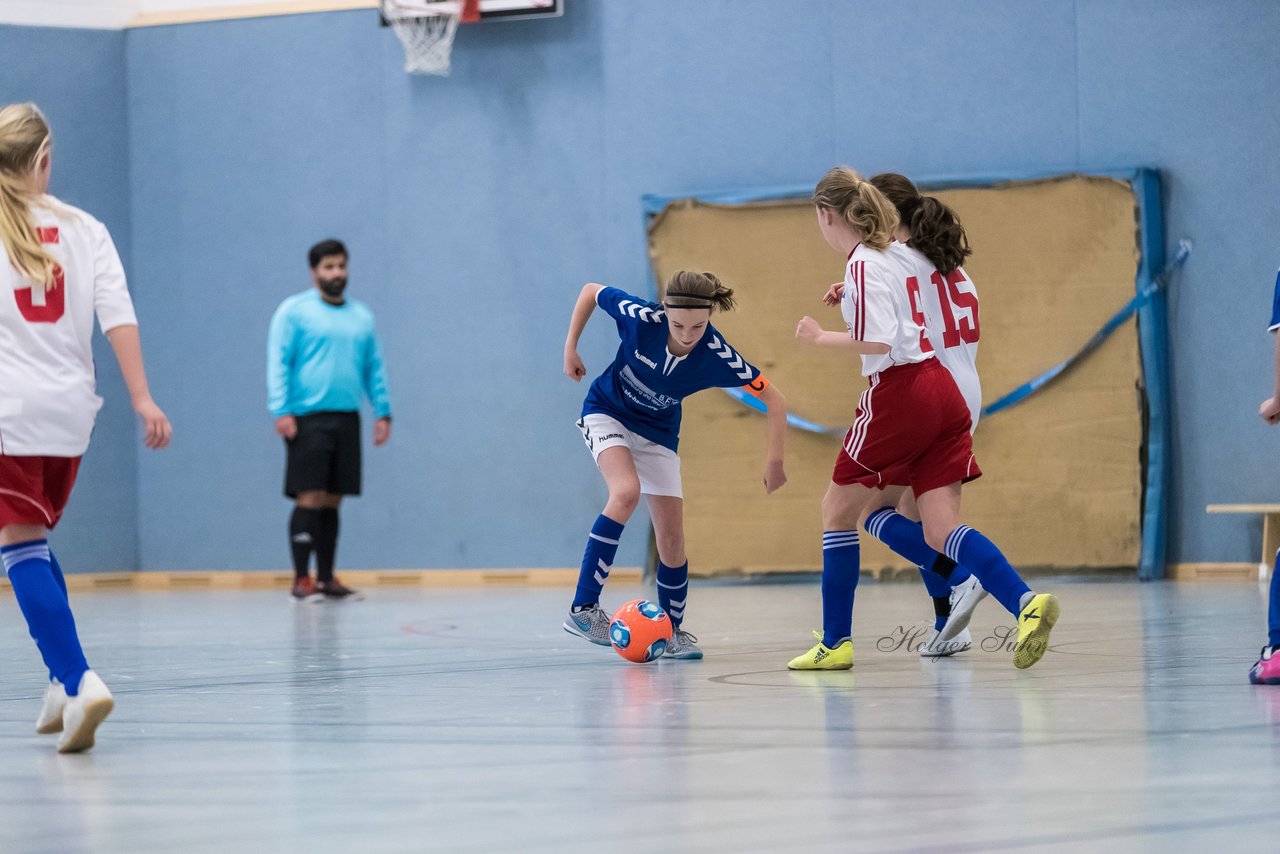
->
[267, 239, 391, 601]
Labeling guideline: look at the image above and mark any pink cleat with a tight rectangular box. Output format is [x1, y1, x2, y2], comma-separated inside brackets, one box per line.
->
[1249, 646, 1280, 685]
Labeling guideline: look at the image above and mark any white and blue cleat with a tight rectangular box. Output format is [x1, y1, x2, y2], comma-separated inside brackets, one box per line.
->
[563, 604, 612, 646]
[664, 629, 703, 660]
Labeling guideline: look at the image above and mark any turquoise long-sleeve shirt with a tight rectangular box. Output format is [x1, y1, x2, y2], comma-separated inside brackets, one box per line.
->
[267, 289, 392, 419]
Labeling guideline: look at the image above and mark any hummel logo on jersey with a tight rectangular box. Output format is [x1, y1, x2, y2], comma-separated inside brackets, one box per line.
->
[634, 350, 658, 370]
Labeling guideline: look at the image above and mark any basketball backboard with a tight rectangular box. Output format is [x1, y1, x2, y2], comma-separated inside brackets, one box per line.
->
[380, 0, 562, 24]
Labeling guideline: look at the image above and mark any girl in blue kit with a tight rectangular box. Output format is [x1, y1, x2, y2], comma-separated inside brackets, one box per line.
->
[562, 271, 789, 658]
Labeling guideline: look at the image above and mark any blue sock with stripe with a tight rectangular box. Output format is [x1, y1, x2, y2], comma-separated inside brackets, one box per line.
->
[657, 561, 689, 629]
[864, 507, 970, 630]
[1269, 549, 1280, 648]
[573, 515, 624, 609]
[865, 506, 975, 587]
[821, 530, 860, 648]
[865, 507, 937, 566]
[1, 540, 89, 695]
[943, 526, 1030, 617]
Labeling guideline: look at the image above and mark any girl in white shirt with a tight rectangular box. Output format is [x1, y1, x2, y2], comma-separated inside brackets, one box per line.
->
[788, 167, 1057, 672]
[0, 102, 171, 752]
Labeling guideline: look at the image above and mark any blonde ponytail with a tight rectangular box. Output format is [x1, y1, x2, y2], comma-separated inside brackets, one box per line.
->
[0, 103, 56, 287]
[812, 166, 899, 250]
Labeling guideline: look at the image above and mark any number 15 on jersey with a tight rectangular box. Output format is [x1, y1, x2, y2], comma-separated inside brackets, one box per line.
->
[907, 269, 979, 353]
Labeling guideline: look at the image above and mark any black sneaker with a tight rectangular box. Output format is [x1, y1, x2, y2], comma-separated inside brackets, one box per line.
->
[316, 577, 365, 601]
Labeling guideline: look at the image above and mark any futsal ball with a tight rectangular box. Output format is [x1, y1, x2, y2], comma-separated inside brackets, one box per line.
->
[609, 599, 673, 663]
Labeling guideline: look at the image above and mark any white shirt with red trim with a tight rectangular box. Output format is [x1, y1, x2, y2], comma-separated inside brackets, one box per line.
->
[890, 242, 982, 427]
[0, 195, 138, 457]
[840, 242, 933, 377]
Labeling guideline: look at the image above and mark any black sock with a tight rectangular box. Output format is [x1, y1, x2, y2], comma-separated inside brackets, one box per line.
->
[316, 507, 339, 583]
[928, 554, 957, 582]
[290, 507, 321, 580]
[932, 596, 951, 620]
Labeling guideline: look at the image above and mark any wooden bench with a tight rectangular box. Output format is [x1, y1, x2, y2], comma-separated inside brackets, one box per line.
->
[1206, 504, 1280, 578]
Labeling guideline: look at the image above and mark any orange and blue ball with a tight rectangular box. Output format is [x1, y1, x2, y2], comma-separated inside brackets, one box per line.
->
[609, 599, 673, 663]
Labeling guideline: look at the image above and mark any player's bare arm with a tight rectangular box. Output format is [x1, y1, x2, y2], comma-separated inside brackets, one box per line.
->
[795, 315, 892, 354]
[563, 282, 605, 381]
[757, 382, 788, 494]
[105, 324, 172, 450]
[1261, 332, 1280, 425]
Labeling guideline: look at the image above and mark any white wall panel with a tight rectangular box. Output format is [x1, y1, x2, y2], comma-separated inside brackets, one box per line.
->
[0, 0, 134, 29]
[0, 0, 374, 29]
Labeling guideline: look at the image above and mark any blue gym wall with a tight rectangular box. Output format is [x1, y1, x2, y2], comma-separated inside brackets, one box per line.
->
[0, 25, 137, 572]
[3, 1, 1279, 571]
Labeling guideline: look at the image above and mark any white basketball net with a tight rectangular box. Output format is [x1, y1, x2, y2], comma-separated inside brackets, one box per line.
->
[383, 1, 471, 76]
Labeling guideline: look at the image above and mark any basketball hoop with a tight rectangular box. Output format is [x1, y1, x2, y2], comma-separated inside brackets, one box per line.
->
[382, 0, 481, 76]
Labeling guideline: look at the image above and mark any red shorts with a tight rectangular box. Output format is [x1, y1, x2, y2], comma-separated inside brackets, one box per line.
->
[833, 359, 981, 495]
[0, 455, 82, 530]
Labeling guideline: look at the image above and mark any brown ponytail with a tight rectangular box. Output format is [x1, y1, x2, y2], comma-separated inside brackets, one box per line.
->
[812, 166, 899, 250]
[869, 172, 972, 274]
[663, 270, 737, 312]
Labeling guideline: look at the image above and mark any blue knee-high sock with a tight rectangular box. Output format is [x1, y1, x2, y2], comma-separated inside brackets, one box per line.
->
[866, 508, 971, 630]
[48, 550, 69, 682]
[943, 526, 1031, 617]
[865, 507, 937, 566]
[573, 515, 625, 609]
[1269, 549, 1280, 648]
[821, 531, 860, 648]
[657, 561, 689, 629]
[49, 550, 68, 601]
[865, 507, 974, 587]
[1, 540, 89, 695]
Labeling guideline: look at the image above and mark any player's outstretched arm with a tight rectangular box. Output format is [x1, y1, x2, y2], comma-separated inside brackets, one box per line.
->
[1262, 331, 1280, 425]
[563, 283, 605, 381]
[795, 316, 891, 355]
[758, 383, 788, 494]
[106, 324, 172, 450]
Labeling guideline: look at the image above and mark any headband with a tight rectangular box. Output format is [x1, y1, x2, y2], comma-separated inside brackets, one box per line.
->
[664, 291, 714, 305]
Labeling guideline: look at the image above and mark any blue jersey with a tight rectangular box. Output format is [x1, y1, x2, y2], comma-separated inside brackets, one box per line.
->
[267, 289, 392, 419]
[1270, 269, 1280, 333]
[581, 287, 764, 452]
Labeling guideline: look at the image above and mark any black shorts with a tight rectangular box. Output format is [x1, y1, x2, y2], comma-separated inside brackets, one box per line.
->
[284, 411, 361, 498]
